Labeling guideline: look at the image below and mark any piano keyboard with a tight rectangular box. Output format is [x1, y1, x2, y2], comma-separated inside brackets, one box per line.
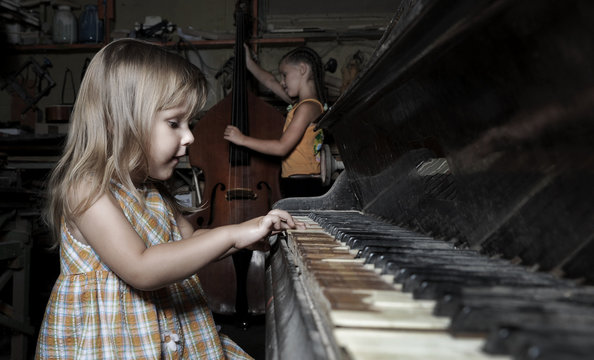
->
[277, 210, 594, 360]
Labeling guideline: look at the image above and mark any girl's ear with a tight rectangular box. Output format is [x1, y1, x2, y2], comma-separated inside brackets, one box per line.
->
[299, 62, 311, 77]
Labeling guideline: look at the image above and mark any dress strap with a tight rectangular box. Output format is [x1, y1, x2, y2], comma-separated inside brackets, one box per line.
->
[292, 98, 324, 112]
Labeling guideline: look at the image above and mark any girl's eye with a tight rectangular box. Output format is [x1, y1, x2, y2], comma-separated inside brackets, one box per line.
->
[168, 120, 179, 128]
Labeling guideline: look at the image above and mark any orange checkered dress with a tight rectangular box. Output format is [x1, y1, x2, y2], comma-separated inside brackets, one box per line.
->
[36, 182, 253, 359]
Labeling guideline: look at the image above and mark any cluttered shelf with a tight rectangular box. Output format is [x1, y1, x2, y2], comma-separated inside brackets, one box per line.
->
[7, 42, 105, 53]
[8, 29, 383, 53]
[7, 37, 307, 53]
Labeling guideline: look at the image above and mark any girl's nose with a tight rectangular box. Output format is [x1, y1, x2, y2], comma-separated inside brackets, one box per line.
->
[182, 129, 194, 146]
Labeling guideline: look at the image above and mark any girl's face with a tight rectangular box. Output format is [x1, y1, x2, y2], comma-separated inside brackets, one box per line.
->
[279, 61, 305, 98]
[147, 106, 194, 181]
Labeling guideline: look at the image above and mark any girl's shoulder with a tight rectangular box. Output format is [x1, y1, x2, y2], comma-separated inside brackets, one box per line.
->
[291, 99, 325, 119]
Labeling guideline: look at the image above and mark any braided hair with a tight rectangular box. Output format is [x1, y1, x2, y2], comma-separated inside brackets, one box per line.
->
[280, 47, 327, 106]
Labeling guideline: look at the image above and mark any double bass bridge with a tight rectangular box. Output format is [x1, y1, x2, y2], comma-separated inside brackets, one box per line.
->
[226, 187, 258, 201]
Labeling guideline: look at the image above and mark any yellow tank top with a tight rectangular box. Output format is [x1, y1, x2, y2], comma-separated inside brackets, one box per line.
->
[281, 98, 324, 177]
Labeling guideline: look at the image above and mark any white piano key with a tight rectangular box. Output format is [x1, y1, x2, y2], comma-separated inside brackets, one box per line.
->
[331, 307, 450, 330]
[333, 328, 508, 360]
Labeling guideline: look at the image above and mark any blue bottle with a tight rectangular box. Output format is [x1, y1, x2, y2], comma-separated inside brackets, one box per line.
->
[79, 4, 104, 43]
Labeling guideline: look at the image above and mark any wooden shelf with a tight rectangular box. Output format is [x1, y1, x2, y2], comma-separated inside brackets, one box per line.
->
[8, 42, 105, 53]
[7, 36, 309, 54]
[8, 29, 381, 54]
[170, 37, 308, 48]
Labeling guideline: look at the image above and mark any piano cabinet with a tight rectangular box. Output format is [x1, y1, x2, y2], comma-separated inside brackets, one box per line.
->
[268, 0, 594, 359]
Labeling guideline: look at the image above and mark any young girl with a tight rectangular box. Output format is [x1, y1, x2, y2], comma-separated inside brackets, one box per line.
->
[36, 39, 300, 359]
[223, 45, 327, 197]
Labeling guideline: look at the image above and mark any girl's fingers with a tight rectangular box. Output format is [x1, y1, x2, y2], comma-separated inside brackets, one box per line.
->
[266, 209, 296, 227]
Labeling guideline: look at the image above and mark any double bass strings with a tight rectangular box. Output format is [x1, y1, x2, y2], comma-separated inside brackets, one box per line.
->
[228, 5, 251, 222]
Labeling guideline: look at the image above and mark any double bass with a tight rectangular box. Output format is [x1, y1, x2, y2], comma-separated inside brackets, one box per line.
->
[188, 1, 284, 323]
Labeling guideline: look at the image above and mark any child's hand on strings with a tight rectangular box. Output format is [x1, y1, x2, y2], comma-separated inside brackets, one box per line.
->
[223, 125, 245, 145]
[244, 43, 257, 69]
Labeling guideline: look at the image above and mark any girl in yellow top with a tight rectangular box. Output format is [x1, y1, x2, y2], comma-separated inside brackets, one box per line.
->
[224, 46, 327, 197]
[36, 39, 301, 359]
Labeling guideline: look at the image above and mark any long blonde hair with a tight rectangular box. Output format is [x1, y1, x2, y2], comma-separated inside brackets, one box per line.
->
[46, 39, 207, 243]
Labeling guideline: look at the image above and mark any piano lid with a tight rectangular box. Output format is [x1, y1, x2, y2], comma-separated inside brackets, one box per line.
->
[313, 0, 594, 282]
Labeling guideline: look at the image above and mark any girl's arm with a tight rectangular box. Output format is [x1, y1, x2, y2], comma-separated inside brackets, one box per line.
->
[245, 44, 292, 104]
[74, 190, 299, 291]
[224, 101, 322, 156]
[177, 213, 236, 259]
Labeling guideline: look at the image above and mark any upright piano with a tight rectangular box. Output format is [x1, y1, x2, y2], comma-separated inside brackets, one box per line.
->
[266, 0, 594, 359]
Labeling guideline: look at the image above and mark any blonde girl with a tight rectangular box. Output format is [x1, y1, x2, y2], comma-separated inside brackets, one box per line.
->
[36, 38, 299, 359]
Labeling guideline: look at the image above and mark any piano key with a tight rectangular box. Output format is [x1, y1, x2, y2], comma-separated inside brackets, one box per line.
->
[323, 288, 436, 310]
[330, 307, 450, 330]
[378, 252, 501, 274]
[369, 249, 489, 269]
[435, 285, 594, 317]
[282, 224, 507, 360]
[399, 267, 559, 287]
[357, 240, 455, 255]
[408, 275, 560, 300]
[346, 237, 453, 250]
[275, 211, 594, 360]
[484, 325, 594, 358]
[332, 328, 508, 360]
[340, 233, 436, 246]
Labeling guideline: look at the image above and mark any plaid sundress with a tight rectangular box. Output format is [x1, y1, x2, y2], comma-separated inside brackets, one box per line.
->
[36, 181, 253, 359]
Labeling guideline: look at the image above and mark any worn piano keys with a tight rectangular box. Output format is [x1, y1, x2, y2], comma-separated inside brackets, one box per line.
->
[267, 0, 594, 358]
[269, 211, 594, 359]
[281, 214, 487, 360]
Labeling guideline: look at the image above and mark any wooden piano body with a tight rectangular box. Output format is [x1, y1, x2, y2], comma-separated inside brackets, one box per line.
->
[267, 0, 594, 359]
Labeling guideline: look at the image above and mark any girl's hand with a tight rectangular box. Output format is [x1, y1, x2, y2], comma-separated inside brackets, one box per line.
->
[244, 43, 256, 69]
[233, 209, 304, 249]
[224, 125, 244, 145]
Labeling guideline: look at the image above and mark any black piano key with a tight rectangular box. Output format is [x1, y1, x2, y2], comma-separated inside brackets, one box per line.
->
[338, 232, 423, 246]
[336, 229, 430, 240]
[409, 274, 561, 300]
[435, 285, 594, 317]
[311, 216, 392, 231]
[339, 233, 417, 246]
[357, 241, 455, 258]
[393, 262, 530, 283]
[346, 235, 448, 249]
[333, 227, 401, 238]
[358, 244, 459, 264]
[484, 325, 594, 357]
[404, 269, 557, 292]
[288, 210, 314, 217]
[379, 250, 493, 272]
[449, 301, 594, 333]
[516, 343, 594, 360]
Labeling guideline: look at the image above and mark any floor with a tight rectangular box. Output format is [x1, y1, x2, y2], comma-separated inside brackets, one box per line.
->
[214, 314, 266, 360]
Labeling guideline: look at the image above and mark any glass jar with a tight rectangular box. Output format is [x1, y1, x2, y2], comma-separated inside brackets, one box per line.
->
[52, 5, 77, 44]
[79, 4, 103, 43]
